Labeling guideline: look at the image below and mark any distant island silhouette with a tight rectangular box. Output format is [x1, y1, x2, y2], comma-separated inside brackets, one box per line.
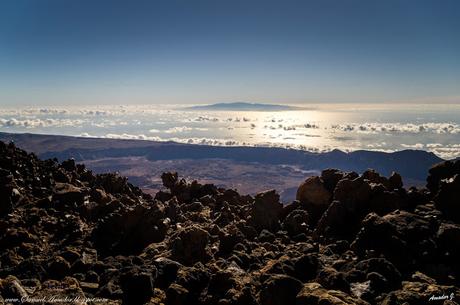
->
[183, 102, 310, 111]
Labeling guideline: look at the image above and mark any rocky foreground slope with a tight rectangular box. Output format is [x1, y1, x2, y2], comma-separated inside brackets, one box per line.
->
[0, 141, 459, 305]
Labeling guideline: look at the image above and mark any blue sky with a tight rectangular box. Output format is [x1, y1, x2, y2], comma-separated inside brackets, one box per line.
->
[0, 0, 459, 105]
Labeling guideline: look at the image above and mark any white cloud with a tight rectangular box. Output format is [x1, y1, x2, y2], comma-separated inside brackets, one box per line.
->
[39, 108, 68, 115]
[401, 143, 424, 149]
[193, 116, 219, 122]
[426, 144, 460, 159]
[331, 122, 460, 134]
[80, 110, 109, 116]
[263, 123, 320, 131]
[104, 133, 162, 141]
[426, 143, 443, 148]
[0, 118, 85, 128]
[160, 126, 209, 133]
[366, 142, 387, 148]
[164, 126, 193, 133]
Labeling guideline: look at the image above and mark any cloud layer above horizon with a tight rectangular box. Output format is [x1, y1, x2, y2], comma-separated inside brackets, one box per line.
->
[1, 104, 460, 159]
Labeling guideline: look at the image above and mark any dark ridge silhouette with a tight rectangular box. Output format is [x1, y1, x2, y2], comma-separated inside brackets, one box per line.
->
[0, 132, 444, 183]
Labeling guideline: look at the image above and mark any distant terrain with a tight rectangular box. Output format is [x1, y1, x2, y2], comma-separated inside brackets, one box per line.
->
[0, 132, 443, 202]
[183, 102, 309, 111]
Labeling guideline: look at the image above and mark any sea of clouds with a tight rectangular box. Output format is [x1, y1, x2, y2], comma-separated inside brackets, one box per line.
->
[1, 104, 459, 159]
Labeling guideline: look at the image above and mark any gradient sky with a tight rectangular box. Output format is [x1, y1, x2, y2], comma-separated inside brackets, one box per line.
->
[0, 0, 459, 105]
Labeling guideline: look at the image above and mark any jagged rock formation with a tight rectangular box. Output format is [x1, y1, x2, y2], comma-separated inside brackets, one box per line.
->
[0, 141, 459, 305]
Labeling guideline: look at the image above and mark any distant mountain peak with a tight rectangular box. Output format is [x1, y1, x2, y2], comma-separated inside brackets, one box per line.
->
[183, 102, 309, 111]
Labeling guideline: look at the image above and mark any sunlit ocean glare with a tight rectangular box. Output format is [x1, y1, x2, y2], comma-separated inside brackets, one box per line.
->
[1, 103, 460, 159]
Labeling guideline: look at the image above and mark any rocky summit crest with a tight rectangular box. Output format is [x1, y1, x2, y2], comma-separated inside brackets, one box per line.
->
[0, 141, 459, 305]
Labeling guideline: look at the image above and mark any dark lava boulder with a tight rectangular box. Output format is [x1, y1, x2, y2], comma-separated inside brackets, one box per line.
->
[434, 174, 460, 223]
[161, 172, 218, 204]
[333, 176, 372, 212]
[282, 209, 309, 236]
[354, 258, 402, 289]
[296, 176, 332, 223]
[296, 282, 370, 305]
[351, 211, 438, 272]
[52, 182, 86, 208]
[427, 159, 460, 194]
[320, 168, 346, 192]
[293, 253, 319, 282]
[313, 176, 373, 240]
[120, 267, 156, 305]
[95, 172, 135, 195]
[47, 256, 71, 280]
[171, 226, 211, 265]
[175, 263, 211, 301]
[218, 226, 245, 254]
[249, 190, 283, 232]
[317, 267, 350, 293]
[368, 184, 404, 216]
[437, 223, 460, 258]
[92, 204, 168, 256]
[259, 274, 302, 305]
[315, 172, 407, 241]
[166, 283, 189, 305]
[314, 200, 351, 240]
[388, 172, 404, 190]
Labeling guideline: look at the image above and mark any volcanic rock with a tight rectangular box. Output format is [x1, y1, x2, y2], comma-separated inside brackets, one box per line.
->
[282, 209, 309, 236]
[250, 190, 283, 232]
[296, 176, 332, 223]
[437, 223, 460, 258]
[333, 176, 372, 211]
[353, 258, 402, 291]
[296, 282, 370, 305]
[1, 141, 460, 305]
[320, 168, 346, 192]
[427, 159, 460, 193]
[293, 253, 319, 282]
[380, 280, 460, 305]
[53, 183, 85, 207]
[47, 256, 71, 279]
[388, 172, 403, 189]
[351, 211, 437, 272]
[259, 274, 302, 305]
[166, 283, 189, 305]
[0, 276, 28, 300]
[171, 226, 211, 265]
[120, 267, 155, 305]
[434, 174, 460, 222]
[92, 204, 168, 256]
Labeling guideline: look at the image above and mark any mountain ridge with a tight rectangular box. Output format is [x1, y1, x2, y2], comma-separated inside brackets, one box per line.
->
[182, 102, 309, 111]
[0, 132, 443, 176]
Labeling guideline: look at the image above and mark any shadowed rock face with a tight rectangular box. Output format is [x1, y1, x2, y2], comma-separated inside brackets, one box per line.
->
[296, 176, 332, 224]
[0, 141, 459, 305]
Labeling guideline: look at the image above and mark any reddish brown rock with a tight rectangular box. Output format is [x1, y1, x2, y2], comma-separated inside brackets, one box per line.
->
[250, 190, 283, 232]
[296, 282, 370, 305]
[296, 176, 332, 223]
